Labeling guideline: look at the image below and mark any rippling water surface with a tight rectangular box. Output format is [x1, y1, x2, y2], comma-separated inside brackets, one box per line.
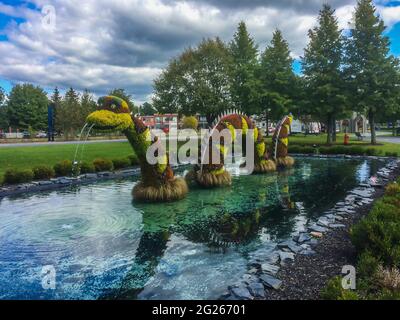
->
[0, 157, 387, 299]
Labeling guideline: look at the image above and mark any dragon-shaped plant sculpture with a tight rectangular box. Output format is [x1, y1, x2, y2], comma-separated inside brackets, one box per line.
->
[86, 96, 188, 202]
[87, 97, 293, 202]
[271, 115, 295, 168]
[186, 112, 276, 188]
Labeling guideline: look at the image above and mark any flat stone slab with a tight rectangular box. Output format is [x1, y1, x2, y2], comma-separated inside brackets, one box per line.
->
[247, 282, 266, 299]
[295, 233, 312, 244]
[279, 251, 294, 265]
[329, 224, 346, 229]
[230, 286, 253, 300]
[308, 225, 328, 233]
[261, 263, 280, 276]
[260, 274, 282, 290]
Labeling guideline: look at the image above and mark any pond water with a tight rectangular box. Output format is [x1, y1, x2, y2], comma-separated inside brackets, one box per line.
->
[0, 157, 387, 300]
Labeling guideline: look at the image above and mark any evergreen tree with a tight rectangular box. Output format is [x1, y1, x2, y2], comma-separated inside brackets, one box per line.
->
[80, 89, 97, 126]
[56, 88, 80, 139]
[301, 4, 346, 144]
[260, 29, 296, 122]
[7, 83, 49, 130]
[229, 21, 260, 114]
[345, 0, 400, 144]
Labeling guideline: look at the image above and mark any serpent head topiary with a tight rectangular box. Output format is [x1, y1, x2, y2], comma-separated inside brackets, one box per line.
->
[86, 96, 188, 202]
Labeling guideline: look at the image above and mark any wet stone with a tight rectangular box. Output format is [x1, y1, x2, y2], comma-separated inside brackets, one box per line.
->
[260, 274, 282, 290]
[295, 233, 312, 244]
[329, 224, 346, 229]
[247, 282, 266, 299]
[279, 251, 294, 265]
[261, 263, 280, 276]
[308, 225, 327, 233]
[230, 286, 253, 300]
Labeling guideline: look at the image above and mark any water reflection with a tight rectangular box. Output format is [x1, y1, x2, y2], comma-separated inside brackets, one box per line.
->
[0, 157, 387, 300]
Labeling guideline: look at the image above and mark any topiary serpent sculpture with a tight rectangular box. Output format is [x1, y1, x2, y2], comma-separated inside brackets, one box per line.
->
[87, 97, 293, 202]
[186, 111, 276, 188]
[271, 115, 295, 168]
[86, 96, 188, 202]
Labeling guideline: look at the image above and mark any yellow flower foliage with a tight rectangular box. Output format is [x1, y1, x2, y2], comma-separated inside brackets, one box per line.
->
[156, 154, 168, 174]
[223, 122, 236, 142]
[216, 144, 229, 157]
[241, 117, 248, 135]
[256, 142, 266, 158]
[87, 110, 132, 131]
[210, 167, 226, 176]
[280, 137, 289, 147]
[253, 127, 259, 141]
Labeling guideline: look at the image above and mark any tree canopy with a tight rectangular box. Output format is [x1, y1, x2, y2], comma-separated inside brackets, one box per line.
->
[345, 0, 400, 144]
[153, 38, 233, 124]
[7, 83, 49, 131]
[301, 4, 347, 144]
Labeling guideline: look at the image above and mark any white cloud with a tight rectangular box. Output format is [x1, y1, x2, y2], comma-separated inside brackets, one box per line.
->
[0, 0, 398, 102]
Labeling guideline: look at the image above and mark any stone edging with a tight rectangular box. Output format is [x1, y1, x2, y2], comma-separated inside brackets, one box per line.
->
[221, 157, 400, 300]
[0, 167, 142, 198]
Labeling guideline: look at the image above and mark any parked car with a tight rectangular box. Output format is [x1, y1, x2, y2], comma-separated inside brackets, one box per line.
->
[36, 131, 47, 138]
[22, 131, 31, 138]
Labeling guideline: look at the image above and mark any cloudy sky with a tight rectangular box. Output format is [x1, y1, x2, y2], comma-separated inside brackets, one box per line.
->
[0, 0, 399, 104]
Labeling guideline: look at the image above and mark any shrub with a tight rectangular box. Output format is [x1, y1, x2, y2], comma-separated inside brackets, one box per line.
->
[288, 145, 302, 154]
[128, 154, 139, 166]
[348, 146, 365, 155]
[321, 276, 359, 300]
[385, 183, 400, 197]
[93, 158, 113, 172]
[365, 148, 377, 156]
[386, 151, 398, 157]
[79, 161, 95, 174]
[32, 165, 55, 180]
[112, 157, 131, 170]
[182, 116, 198, 130]
[3, 169, 34, 184]
[351, 200, 400, 267]
[54, 160, 73, 177]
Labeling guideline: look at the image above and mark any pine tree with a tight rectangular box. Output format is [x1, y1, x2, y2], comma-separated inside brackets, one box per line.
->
[260, 29, 296, 123]
[56, 88, 80, 139]
[229, 21, 260, 114]
[301, 4, 346, 144]
[80, 89, 97, 127]
[345, 0, 400, 145]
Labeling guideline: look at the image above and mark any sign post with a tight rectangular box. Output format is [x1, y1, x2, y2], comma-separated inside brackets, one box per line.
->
[48, 103, 55, 142]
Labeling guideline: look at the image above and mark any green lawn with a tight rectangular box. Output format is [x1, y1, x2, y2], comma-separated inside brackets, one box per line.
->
[266, 133, 400, 155]
[0, 142, 134, 183]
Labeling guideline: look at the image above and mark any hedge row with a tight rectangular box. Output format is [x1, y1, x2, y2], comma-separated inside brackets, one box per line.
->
[2, 154, 140, 185]
[322, 180, 400, 300]
[289, 145, 398, 157]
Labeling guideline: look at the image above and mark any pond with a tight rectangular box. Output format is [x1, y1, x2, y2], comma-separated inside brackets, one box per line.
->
[0, 157, 387, 300]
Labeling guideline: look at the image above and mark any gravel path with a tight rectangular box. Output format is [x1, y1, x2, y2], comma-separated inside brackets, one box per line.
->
[264, 168, 399, 300]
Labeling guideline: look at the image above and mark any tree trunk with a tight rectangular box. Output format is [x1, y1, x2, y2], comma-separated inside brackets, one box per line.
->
[332, 117, 337, 142]
[265, 110, 269, 137]
[326, 115, 333, 145]
[369, 110, 377, 145]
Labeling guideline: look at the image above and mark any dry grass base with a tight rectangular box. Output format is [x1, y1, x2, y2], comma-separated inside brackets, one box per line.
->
[254, 160, 277, 174]
[132, 177, 188, 202]
[192, 170, 232, 188]
[275, 156, 295, 168]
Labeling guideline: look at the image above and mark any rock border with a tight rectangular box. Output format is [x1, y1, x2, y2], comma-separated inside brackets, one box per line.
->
[221, 157, 400, 301]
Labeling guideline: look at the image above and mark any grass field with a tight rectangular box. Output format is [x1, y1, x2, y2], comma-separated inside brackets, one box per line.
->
[266, 133, 400, 155]
[0, 141, 134, 183]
